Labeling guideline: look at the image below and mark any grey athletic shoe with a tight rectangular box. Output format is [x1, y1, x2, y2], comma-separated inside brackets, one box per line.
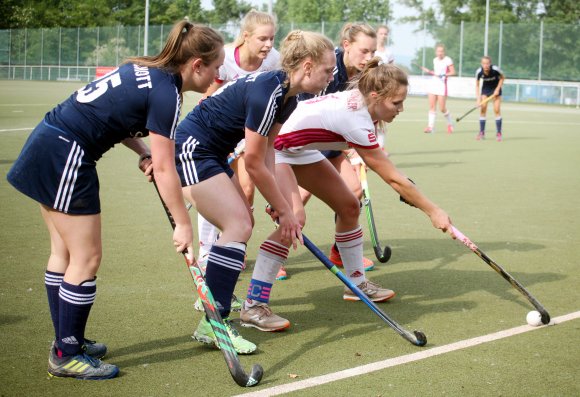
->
[343, 280, 395, 302]
[47, 347, 119, 380]
[240, 303, 290, 332]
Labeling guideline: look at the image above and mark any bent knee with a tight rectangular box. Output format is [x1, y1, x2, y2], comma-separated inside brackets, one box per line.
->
[338, 199, 361, 222]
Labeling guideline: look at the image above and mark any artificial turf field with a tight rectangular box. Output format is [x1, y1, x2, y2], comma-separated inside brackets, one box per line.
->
[0, 80, 579, 396]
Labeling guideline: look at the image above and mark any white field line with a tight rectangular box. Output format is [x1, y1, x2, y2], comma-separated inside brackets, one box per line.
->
[234, 311, 580, 397]
[0, 127, 34, 132]
[395, 118, 580, 126]
[0, 104, 50, 107]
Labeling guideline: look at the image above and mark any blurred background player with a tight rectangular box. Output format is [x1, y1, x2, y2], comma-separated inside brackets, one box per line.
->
[175, 30, 336, 352]
[6, 21, 223, 380]
[196, 10, 280, 271]
[375, 25, 394, 65]
[282, 22, 378, 281]
[421, 43, 455, 134]
[240, 60, 453, 332]
[475, 56, 505, 141]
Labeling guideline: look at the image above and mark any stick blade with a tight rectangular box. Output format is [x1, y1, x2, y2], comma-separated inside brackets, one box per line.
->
[232, 364, 264, 387]
[375, 245, 392, 263]
[413, 331, 427, 346]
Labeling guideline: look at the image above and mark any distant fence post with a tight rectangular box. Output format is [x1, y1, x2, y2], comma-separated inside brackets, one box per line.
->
[421, 19, 426, 72]
[24, 28, 27, 80]
[459, 20, 464, 77]
[498, 20, 503, 68]
[76, 27, 80, 79]
[95, 26, 101, 67]
[40, 28, 44, 80]
[538, 20, 544, 80]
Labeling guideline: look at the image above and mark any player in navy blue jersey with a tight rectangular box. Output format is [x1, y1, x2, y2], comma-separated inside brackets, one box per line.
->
[295, 23, 378, 278]
[175, 30, 336, 352]
[7, 21, 224, 380]
[475, 56, 505, 141]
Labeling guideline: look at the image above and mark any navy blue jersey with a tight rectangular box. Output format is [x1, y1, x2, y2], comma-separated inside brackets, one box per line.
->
[46, 63, 182, 160]
[176, 70, 297, 159]
[476, 65, 504, 93]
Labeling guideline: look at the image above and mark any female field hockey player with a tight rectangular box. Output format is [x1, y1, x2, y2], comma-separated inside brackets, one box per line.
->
[175, 30, 336, 353]
[196, 10, 281, 271]
[475, 56, 505, 141]
[421, 43, 456, 134]
[281, 22, 378, 281]
[375, 25, 394, 65]
[6, 21, 224, 380]
[240, 59, 453, 332]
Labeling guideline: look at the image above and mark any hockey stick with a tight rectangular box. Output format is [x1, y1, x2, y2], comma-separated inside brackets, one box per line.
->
[360, 166, 392, 263]
[413, 63, 445, 80]
[302, 233, 427, 346]
[451, 226, 550, 325]
[455, 95, 495, 122]
[152, 180, 263, 387]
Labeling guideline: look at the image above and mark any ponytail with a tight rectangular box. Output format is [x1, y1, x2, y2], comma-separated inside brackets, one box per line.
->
[280, 30, 334, 74]
[125, 20, 224, 73]
[352, 57, 408, 99]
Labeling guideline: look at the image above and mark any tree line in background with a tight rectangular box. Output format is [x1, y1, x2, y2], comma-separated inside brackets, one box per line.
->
[0, 0, 392, 28]
[1, 0, 578, 81]
[2, 0, 577, 29]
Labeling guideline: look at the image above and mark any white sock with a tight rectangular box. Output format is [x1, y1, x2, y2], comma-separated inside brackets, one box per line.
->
[444, 111, 453, 125]
[246, 240, 289, 307]
[197, 214, 220, 260]
[428, 112, 436, 129]
[335, 226, 366, 286]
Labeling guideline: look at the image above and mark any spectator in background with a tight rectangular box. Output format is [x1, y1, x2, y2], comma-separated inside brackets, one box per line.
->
[375, 25, 394, 64]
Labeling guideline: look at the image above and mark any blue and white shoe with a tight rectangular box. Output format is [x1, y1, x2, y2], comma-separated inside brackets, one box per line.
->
[48, 347, 119, 380]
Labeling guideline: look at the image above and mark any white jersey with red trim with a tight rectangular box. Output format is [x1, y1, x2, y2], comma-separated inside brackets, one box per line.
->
[216, 45, 281, 84]
[274, 90, 380, 154]
[428, 55, 453, 96]
[433, 55, 453, 77]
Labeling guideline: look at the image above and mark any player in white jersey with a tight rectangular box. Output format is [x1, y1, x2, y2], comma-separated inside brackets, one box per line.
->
[375, 25, 394, 65]
[292, 22, 378, 281]
[239, 60, 454, 332]
[196, 11, 281, 276]
[420, 44, 456, 134]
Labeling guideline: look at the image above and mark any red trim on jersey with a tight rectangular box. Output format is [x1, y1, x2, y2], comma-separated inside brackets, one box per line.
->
[274, 128, 378, 151]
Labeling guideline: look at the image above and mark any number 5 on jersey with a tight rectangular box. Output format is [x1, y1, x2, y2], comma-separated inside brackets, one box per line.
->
[76, 70, 122, 103]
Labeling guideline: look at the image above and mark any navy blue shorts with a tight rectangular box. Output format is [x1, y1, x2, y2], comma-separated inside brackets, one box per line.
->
[176, 136, 234, 187]
[482, 87, 501, 97]
[321, 150, 343, 159]
[7, 121, 100, 214]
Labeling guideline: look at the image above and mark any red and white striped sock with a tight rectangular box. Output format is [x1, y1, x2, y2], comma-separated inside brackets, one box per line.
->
[335, 226, 365, 285]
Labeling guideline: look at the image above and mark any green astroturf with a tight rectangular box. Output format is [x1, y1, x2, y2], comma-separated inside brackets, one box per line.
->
[0, 81, 579, 396]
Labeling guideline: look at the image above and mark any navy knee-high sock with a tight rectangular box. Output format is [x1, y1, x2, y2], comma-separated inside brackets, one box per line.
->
[45, 271, 64, 339]
[204, 244, 246, 318]
[58, 279, 96, 356]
